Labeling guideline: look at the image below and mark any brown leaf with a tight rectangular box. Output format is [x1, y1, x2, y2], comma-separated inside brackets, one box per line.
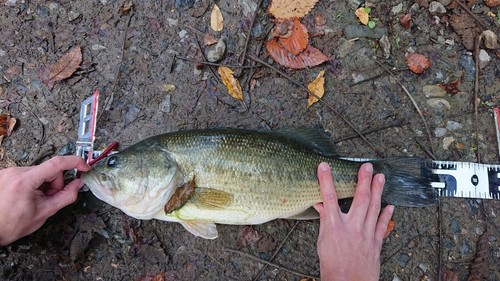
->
[210, 4, 223, 32]
[237, 226, 263, 247]
[442, 268, 459, 281]
[480, 30, 498, 49]
[485, 0, 500, 7]
[384, 220, 395, 238]
[307, 70, 325, 107]
[406, 52, 430, 74]
[450, 13, 481, 50]
[119, 0, 134, 15]
[269, 0, 319, 19]
[266, 39, 329, 69]
[203, 34, 218, 46]
[355, 7, 370, 25]
[0, 114, 16, 137]
[48, 45, 82, 87]
[278, 18, 309, 55]
[57, 113, 73, 133]
[218, 66, 243, 100]
[467, 232, 489, 281]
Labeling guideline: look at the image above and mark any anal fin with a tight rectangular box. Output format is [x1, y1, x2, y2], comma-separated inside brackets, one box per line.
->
[181, 221, 218, 239]
[286, 207, 319, 220]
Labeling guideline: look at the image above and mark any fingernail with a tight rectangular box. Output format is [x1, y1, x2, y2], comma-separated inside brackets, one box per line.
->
[364, 163, 373, 172]
[378, 174, 385, 184]
[388, 205, 395, 214]
[319, 162, 330, 172]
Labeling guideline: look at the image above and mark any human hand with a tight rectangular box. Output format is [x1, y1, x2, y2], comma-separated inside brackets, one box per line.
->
[314, 162, 394, 281]
[0, 156, 90, 246]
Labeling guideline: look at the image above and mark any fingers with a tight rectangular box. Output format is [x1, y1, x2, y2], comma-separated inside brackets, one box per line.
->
[27, 156, 90, 188]
[374, 205, 394, 243]
[317, 162, 340, 222]
[349, 163, 373, 224]
[38, 179, 84, 218]
[364, 173, 385, 234]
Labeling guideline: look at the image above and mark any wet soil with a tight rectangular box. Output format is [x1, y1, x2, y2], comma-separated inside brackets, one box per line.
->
[1, 0, 499, 280]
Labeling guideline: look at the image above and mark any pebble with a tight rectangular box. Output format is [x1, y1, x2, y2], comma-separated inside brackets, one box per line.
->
[351, 73, 365, 84]
[429, 1, 447, 14]
[178, 30, 188, 40]
[159, 94, 172, 113]
[205, 39, 226, 62]
[460, 241, 470, 255]
[397, 253, 411, 268]
[0, 50, 6, 57]
[446, 120, 463, 131]
[442, 136, 455, 150]
[379, 35, 391, 59]
[344, 25, 388, 39]
[392, 3, 403, 14]
[123, 104, 140, 126]
[251, 22, 264, 38]
[423, 84, 446, 97]
[237, 0, 257, 17]
[91, 44, 106, 51]
[459, 54, 475, 82]
[418, 263, 429, 272]
[336, 38, 356, 59]
[434, 127, 447, 137]
[427, 98, 451, 110]
[68, 10, 80, 22]
[439, 0, 453, 5]
[450, 219, 460, 233]
[392, 273, 402, 281]
[478, 49, 491, 69]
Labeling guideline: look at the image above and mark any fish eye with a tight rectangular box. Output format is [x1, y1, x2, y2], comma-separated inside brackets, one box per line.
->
[107, 156, 118, 168]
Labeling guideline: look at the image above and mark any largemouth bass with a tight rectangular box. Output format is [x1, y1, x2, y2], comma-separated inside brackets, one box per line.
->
[82, 128, 436, 239]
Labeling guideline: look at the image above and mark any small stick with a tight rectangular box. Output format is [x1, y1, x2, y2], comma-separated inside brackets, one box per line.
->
[247, 54, 385, 157]
[175, 56, 263, 68]
[416, 139, 437, 160]
[349, 68, 408, 87]
[474, 35, 481, 163]
[333, 119, 407, 143]
[252, 221, 300, 281]
[239, 0, 264, 68]
[375, 60, 436, 156]
[223, 248, 319, 279]
[195, 37, 222, 85]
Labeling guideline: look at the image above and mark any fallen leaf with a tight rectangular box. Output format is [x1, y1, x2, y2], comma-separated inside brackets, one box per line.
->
[277, 18, 309, 55]
[210, 4, 223, 32]
[384, 220, 396, 238]
[137, 272, 166, 281]
[485, 0, 500, 7]
[203, 33, 218, 46]
[218, 66, 243, 100]
[400, 13, 411, 29]
[57, 113, 73, 133]
[237, 226, 263, 247]
[266, 39, 329, 69]
[355, 7, 370, 25]
[307, 70, 325, 107]
[480, 30, 499, 49]
[439, 78, 462, 95]
[271, 18, 295, 38]
[47, 45, 82, 88]
[0, 114, 16, 137]
[450, 13, 481, 50]
[119, 0, 134, 15]
[406, 52, 430, 74]
[269, 0, 319, 19]
[442, 268, 458, 281]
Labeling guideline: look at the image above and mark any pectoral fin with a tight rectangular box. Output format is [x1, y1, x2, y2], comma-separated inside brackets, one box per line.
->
[191, 188, 233, 209]
[180, 221, 218, 239]
[286, 207, 319, 220]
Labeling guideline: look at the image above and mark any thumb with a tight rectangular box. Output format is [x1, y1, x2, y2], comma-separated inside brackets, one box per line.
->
[39, 179, 83, 218]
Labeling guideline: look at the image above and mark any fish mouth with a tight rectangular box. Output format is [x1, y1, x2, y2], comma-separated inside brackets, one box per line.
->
[81, 171, 117, 204]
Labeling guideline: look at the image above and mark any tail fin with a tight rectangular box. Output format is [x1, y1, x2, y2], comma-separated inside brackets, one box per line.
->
[370, 158, 437, 207]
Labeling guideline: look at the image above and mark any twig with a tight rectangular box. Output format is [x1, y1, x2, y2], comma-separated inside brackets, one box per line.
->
[98, 9, 134, 122]
[175, 56, 263, 69]
[349, 68, 408, 87]
[252, 221, 300, 281]
[247, 54, 385, 157]
[28, 146, 55, 166]
[239, 0, 263, 68]
[333, 119, 407, 143]
[223, 248, 319, 279]
[474, 35, 481, 163]
[416, 139, 437, 160]
[195, 37, 222, 84]
[375, 61, 435, 157]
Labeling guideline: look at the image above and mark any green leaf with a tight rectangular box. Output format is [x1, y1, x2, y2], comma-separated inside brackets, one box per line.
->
[364, 7, 371, 14]
[368, 21, 376, 29]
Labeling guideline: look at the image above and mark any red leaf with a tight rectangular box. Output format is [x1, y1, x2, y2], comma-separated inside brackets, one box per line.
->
[0, 114, 16, 137]
[277, 18, 309, 55]
[406, 52, 430, 74]
[266, 39, 329, 69]
[400, 13, 411, 29]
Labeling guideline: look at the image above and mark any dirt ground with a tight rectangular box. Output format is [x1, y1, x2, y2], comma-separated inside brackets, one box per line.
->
[1, 0, 499, 280]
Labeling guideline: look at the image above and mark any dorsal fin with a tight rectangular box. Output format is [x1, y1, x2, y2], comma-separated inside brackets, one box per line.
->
[272, 128, 338, 156]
